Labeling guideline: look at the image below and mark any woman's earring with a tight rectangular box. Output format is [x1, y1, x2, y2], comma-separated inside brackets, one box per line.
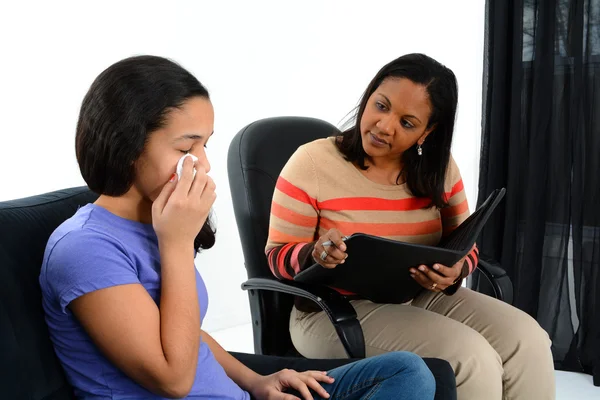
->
[417, 143, 423, 156]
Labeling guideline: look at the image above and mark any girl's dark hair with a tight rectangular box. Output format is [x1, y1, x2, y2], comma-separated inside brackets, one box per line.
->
[336, 53, 458, 209]
[75, 55, 215, 251]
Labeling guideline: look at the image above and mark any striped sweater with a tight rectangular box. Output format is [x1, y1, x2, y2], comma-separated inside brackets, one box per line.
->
[265, 137, 478, 296]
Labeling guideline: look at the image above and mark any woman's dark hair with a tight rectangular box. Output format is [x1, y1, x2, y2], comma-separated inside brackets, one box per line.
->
[75, 55, 215, 251]
[337, 53, 458, 209]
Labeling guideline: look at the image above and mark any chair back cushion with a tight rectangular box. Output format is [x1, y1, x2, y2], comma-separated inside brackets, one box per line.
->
[227, 117, 339, 355]
[227, 116, 339, 279]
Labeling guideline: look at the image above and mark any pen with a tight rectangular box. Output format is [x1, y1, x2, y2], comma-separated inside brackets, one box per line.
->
[322, 236, 349, 248]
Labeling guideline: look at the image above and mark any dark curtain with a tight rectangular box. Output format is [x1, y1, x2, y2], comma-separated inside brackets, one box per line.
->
[478, 0, 600, 385]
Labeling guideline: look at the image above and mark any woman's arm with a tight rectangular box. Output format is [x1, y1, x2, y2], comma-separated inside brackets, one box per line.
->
[266, 148, 321, 279]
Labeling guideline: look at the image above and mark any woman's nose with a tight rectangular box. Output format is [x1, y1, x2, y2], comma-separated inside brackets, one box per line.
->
[376, 115, 395, 135]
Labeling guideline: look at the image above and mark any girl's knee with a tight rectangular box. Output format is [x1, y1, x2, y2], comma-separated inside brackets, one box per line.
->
[386, 352, 436, 390]
[392, 352, 436, 398]
[377, 351, 429, 371]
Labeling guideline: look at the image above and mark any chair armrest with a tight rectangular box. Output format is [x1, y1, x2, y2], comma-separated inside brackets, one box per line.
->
[241, 277, 365, 358]
[477, 255, 508, 278]
[242, 277, 357, 322]
[475, 254, 514, 304]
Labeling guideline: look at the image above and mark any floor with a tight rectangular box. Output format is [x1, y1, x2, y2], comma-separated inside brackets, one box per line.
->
[209, 323, 600, 399]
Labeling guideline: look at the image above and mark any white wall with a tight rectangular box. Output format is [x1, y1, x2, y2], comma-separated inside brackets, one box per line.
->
[0, 0, 485, 333]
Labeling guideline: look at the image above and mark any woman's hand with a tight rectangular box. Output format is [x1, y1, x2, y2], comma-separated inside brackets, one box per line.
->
[249, 369, 334, 400]
[311, 228, 348, 269]
[152, 156, 216, 246]
[410, 245, 475, 292]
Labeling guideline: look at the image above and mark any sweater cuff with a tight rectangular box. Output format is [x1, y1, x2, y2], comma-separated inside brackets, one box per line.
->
[297, 242, 317, 271]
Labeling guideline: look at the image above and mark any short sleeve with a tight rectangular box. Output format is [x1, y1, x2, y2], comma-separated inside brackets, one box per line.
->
[43, 229, 140, 313]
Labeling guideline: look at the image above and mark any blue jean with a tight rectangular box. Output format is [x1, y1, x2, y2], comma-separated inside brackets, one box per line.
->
[315, 352, 435, 400]
[232, 351, 436, 400]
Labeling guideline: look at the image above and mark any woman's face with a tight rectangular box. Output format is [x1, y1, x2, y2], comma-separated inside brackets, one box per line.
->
[359, 77, 434, 163]
[134, 96, 214, 202]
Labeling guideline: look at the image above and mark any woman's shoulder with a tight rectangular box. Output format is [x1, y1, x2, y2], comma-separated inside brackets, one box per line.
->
[444, 154, 463, 191]
[295, 136, 344, 165]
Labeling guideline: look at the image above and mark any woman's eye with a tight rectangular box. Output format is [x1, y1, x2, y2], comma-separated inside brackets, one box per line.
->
[180, 149, 192, 154]
[375, 102, 387, 111]
[401, 119, 414, 129]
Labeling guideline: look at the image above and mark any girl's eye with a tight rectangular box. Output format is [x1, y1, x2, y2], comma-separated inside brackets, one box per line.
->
[180, 149, 192, 154]
[375, 102, 387, 111]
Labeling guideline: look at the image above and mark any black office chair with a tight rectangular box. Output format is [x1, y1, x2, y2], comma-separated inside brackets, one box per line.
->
[227, 116, 514, 359]
[0, 187, 98, 400]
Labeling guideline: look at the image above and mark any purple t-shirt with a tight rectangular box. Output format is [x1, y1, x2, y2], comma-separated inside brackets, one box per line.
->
[39, 204, 250, 400]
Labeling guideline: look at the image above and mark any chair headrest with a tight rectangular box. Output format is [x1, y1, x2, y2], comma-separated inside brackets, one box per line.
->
[229, 116, 340, 184]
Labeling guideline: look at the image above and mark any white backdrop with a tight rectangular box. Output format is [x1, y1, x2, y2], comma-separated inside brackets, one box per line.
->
[0, 0, 485, 333]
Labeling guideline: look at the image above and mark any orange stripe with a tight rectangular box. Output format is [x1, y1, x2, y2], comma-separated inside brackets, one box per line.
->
[465, 257, 473, 274]
[275, 177, 317, 209]
[268, 227, 314, 245]
[451, 179, 464, 197]
[317, 180, 464, 211]
[290, 243, 307, 274]
[267, 248, 278, 276]
[276, 243, 295, 280]
[470, 246, 479, 265]
[332, 287, 355, 296]
[271, 202, 318, 228]
[441, 199, 469, 218]
[320, 218, 441, 237]
[318, 197, 431, 211]
[444, 179, 464, 202]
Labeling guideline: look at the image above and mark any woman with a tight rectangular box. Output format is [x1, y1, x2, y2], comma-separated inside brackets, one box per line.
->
[266, 53, 555, 399]
[39, 55, 439, 400]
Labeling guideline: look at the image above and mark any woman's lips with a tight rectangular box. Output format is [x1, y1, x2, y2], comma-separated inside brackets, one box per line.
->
[369, 132, 388, 147]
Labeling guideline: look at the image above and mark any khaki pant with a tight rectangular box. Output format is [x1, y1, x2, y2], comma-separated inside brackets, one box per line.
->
[290, 287, 555, 400]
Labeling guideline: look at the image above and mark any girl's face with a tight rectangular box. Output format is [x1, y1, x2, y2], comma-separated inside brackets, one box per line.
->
[134, 96, 214, 202]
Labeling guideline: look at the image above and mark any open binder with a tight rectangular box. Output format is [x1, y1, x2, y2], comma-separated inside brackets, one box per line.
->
[294, 188, 506, 304]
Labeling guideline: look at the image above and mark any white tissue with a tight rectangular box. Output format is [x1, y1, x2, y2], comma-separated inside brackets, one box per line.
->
[176, 154, 198, 181]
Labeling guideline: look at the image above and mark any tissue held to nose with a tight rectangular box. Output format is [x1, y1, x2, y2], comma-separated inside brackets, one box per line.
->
[176, 154, 198, 181]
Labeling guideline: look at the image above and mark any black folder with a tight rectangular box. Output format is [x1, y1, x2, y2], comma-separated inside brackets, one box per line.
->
[294, 188, 506, 304]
